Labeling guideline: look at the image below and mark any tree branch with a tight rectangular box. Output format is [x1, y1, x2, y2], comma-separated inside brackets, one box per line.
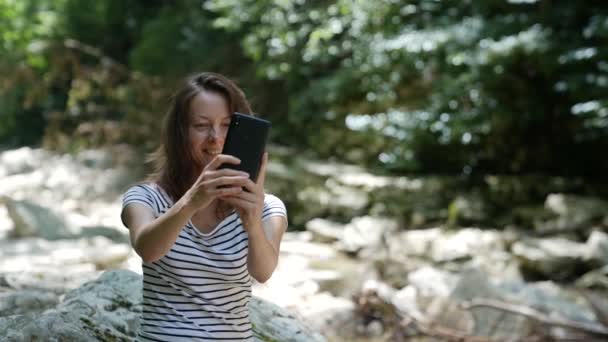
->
[461, 299, 608, 337]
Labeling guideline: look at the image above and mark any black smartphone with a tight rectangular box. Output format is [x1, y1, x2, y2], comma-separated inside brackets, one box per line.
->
[219, 112, 271, 182]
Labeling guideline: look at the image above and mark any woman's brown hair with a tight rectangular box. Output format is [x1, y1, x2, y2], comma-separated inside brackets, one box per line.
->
[146, 72, 252, 203]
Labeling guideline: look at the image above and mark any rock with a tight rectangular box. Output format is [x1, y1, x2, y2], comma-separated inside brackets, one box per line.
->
[290, 292, 355, 341]
[450, 268, 534, 339]
[430, 228, 505, 263]
[2, 197, 75, 240]
[387, 228, 442, 260]
[74, 225, 130, 244]
[0, 147, 43, 177]
[536, 194, 608, 234]
[383, 228, 516, 281]
[391, 285, 423, 320]
[0, 290, 60, 316]
[408, 266, 458, 297]
[512, 237, 589, 281]
[585, 230, 608, 267]
[279, 232, 337, 259]
[0, 236, 131, 293]
[0, 236, 131, 273]
[337, 216, 398, 254]
[0, 269, 140, 341]
[250, 297, 326, 342]
[577, 265, 608, 290]
[0, 204, 14, 240]
[0, 270, 326, 342]
[497, 280, 599, 324]
[305, 218, 344, 243]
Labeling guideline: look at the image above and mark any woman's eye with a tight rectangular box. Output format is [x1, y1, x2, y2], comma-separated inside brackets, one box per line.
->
[194, 124, 209, 128]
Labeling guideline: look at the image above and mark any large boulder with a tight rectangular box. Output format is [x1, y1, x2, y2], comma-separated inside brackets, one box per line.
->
[0, 269, 326, 342]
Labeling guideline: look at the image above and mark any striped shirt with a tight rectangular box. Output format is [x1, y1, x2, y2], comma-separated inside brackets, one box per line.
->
[122, 183, 287, 341]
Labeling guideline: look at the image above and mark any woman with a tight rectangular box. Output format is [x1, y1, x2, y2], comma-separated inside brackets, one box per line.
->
[121, 72, 288, 341]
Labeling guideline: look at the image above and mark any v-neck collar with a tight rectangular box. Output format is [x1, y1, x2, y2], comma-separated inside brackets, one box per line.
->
[153, 183, 238, 238]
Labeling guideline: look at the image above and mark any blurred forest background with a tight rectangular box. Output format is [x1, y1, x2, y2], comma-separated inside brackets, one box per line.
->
[2, 0, 607, 178]
[2, 1, 608, 341]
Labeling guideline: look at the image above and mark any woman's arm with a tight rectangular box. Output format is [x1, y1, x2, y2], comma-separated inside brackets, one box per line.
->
[122, 198, 196, 263]
[122, 155, 249, 263]
[246, 216, 288, 283]
[221, 153, 288, 283]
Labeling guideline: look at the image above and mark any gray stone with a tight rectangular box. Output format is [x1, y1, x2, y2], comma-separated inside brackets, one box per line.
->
[512, 237, 588, 280]
[577, 265, 608, 290]
[585, 230, 608, 267]
[0, 147, 43, 177]
[536, 194, 608, 234]
[408, 266, 458, 297]
[497, 280, 599, 324]
[2, 198, 75, 240]
[337, 216, 398, 254]
[0, 290, 59, 316]
[0, 236, 131, 281]
[250, 297, 326, 342]
[431, 228, 505, 263]
[0, 270, 326, 341]
[0, 269, 140, 341]
[0, 204, 14, 240]
[305, 218, 344, 243]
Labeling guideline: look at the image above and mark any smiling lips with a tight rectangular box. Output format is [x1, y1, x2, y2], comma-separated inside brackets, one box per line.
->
[206, 150, 221, 157]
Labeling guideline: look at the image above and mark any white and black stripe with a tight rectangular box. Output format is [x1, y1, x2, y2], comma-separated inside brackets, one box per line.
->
[122, 183, 287, 342]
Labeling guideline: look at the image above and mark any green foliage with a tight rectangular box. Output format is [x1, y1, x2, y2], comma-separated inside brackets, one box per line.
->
[0, 0, 62, 146]
[206, 0, 608, 177]
[1, 0, 606, 178]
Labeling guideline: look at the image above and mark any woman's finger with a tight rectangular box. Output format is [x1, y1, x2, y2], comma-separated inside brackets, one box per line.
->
[205, 168, 249, 180]
[225, 189, 256, 203]
[241, 178, 258, 193]
[205, 154, 241, 171]
[205, 175, 250, 189]
[211, 186, 243, 197]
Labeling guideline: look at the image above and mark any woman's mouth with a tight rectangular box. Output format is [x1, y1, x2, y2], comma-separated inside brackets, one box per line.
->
[205, 150, 221, 157]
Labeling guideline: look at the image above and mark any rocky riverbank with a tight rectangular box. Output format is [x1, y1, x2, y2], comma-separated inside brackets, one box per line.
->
[1, 146, 607, 341]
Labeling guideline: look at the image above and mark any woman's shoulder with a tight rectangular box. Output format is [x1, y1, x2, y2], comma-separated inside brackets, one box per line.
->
[263, 193, 287, 216]
[124, 182, 158, 196]
[263, 193, 283, 204]
[122, 182, 173, 207]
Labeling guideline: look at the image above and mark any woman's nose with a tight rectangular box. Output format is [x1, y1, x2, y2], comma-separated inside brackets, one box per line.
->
[207, 126, 224, 141]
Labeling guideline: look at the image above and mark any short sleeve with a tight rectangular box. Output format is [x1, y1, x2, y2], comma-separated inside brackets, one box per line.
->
[122, 184, 159, 216]
[262, 194, 287, 223]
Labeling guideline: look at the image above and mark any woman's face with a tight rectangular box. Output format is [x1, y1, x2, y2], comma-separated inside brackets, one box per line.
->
[188, 90, 231, 169]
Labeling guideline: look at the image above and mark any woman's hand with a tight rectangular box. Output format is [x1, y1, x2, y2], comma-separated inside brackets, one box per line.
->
[222, 153, 268, 231]
[184, 155, 250, 211]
